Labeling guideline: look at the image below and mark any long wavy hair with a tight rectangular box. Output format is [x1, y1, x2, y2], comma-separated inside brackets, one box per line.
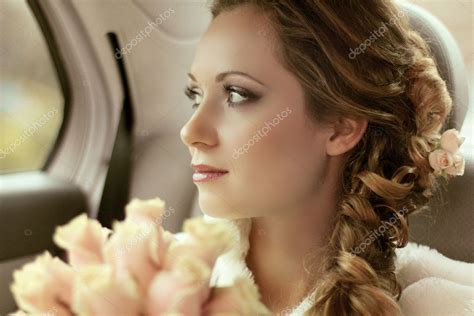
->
[209, 0, 452, 315]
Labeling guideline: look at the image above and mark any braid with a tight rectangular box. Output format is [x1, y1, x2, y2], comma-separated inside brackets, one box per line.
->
[307, 17, 452, 316]
[405, 30, 453, 192]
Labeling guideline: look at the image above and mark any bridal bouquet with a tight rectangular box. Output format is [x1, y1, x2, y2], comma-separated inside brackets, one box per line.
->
[10, 198, 270, 316]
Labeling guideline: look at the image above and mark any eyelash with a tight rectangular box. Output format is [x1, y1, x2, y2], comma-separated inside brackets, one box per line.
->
[183, 85, 259, 109]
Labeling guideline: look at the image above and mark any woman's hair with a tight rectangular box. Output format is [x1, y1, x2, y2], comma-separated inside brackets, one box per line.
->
[210, 0, 453, 315]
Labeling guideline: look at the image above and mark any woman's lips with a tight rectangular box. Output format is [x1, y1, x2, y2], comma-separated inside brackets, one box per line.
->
[192, 171, 228, 182]
[191, 164, 228, 182]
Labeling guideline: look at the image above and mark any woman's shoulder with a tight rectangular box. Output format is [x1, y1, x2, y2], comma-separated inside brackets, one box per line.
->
[395, 242, 473, 315]
[398, 276, 473, 315]
[394, 242, 472, 287]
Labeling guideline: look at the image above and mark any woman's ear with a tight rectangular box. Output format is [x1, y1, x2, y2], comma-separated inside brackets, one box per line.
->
[326, 116, 368, 156]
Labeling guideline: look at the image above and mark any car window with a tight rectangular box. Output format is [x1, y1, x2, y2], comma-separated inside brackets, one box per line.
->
[0, 0, 64, 174]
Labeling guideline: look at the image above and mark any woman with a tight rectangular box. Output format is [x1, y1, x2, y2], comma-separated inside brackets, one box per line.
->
[180, 0, 471, 315]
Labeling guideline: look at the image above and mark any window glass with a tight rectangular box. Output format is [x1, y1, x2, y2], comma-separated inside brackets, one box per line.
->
[0, 0, 64, 174]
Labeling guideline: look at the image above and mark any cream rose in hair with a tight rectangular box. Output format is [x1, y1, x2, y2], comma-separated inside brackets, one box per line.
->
[439, 128, 465, 153]
[445, 152, 465, 176]
[428, 149, 453, 171]
[429, 129, 465, 176]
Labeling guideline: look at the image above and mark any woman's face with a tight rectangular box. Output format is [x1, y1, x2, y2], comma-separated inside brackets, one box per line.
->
[180, 5, 332, 219]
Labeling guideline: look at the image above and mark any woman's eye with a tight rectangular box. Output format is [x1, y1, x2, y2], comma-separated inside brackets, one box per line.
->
[183, 86, 202, 109]
[225, 85, 259, 107]
[228, 90, 247, 105]
[184, 85, 260, 109]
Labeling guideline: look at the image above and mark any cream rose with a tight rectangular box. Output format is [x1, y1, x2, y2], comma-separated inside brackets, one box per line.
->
[440, 128, 465, 153]
[428, 149, 454, 172]
[10, 252, 74, 316]
[125, 197, 166, 224]
[103, 218, 171, 294]
[147, 255, 212, 316]
[71, 264, 142, 316]
[53, 214, 110, 267]
[166, 217, 235, 269]
[445, 151, 465, 176]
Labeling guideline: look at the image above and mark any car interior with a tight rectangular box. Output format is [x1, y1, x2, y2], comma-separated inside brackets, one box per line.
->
[0, 0, 472, 313]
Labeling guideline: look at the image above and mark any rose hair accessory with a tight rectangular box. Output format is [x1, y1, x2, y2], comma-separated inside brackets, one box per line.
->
[428, 128, 466, 176]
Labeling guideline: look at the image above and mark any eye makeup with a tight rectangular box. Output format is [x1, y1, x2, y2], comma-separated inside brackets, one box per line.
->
[183, 84, 262, 109]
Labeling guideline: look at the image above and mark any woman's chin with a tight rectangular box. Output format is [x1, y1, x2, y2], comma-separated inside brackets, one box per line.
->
[199, 200, 249, 220]
[200, 208, 245, 220]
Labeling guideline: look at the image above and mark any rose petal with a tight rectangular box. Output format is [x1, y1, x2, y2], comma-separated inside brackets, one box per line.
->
[166, 218, 235, 269]
[71, 265, 142, 316]
[147, 255, 211, 316]
[428, 149, 453, 172]
[440, 129, 464, 153]
[53, 214, 110, 267]
[446, 152, 465, 176]
[104, 219, 171, 294]
[125, 197, 166, 224]
[10, 252, 74, 316]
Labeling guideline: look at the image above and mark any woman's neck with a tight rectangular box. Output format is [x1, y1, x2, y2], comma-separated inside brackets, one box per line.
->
[245, 193, 337, 313]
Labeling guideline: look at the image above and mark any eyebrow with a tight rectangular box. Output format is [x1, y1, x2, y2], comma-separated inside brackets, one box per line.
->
[187, 70, 266, 87]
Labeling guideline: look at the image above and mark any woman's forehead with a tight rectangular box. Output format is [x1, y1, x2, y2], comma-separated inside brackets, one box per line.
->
[191, 6, 282, 83]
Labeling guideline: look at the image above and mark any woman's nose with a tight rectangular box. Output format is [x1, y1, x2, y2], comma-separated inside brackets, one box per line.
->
[180, 105, 218, 149]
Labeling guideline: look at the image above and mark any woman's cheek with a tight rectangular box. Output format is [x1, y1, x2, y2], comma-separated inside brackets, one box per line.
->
[227, 125, 297, 214]
[221, 101, 316, 215]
